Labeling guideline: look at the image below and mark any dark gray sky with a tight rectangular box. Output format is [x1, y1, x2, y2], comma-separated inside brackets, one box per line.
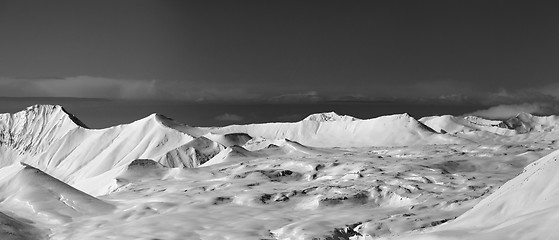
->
[0, 1, 558, 126]
[0, 0, 558, 101]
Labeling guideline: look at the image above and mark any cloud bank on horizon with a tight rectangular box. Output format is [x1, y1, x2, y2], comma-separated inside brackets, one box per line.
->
[2, 76, 559, 121]
[467, 103, 559, 119]
[0, 76, 258, 102]
[1, 76, 559, 106]
[214, 113, 244, 122]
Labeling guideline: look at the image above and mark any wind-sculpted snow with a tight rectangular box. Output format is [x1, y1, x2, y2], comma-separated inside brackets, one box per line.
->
[2, 105, 559, 239]
[393, 146, 559, 240]
[0, 105, 83, 165]
[0, 163, 114, 224]
[421, 113, 559, 136]
[202, 139, 331, 167]
[303, 112, 358, 122]
[502, 112, 559, 133]
[26, 113, 201, 185]
[203, 132, 253, 147]
[0, 211, 45, 240]
[212, 113, 464, 147]
[420, 115, 516, 135]
[0, 105, 231, 192]
[155, 136, 225, 168]
[48, 142, 557, 240]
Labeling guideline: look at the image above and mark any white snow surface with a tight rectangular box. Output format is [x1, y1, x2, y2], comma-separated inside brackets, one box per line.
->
[392, 146, 559, 240]
[212, 113, 464, 147]
[303, 112, 359, 122]
[0, 105, 227, 190]
[420, 112, 559, 136]
[1, 105, 559, 239]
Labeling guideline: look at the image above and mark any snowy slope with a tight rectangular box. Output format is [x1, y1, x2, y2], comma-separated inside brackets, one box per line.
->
[1, 105, 559, 239]
[155, 136, 225, 168]
[212, 113, 462, 147]
[421, 113, 559, 136]
[419, 115, 477, 134]
[394, 147, 559, 240]
[0, 105, 84, 167]
[502, 112, 559, 133]
[0, 163, 114, 224]
[303, 112, 358, 122]
[23, 113, 198, 184]
[420, 115, 516, 135]
[0, 105, 232, 195]
[202, 139, 330, 167]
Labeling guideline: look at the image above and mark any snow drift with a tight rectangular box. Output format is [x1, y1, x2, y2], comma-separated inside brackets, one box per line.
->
[1, 104, 559, 239]
[396, 146, 559, 240]
[0, 163, 114, 224]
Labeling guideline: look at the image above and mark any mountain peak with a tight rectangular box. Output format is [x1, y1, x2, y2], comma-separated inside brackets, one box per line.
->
[9, 104, 88, 128]
[303, 112, 358, 122]
[0, 105, 87, 155]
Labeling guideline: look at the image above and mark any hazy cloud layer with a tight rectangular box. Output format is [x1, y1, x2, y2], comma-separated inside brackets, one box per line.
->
[480, 89, 557, 105]
[0, 76, 258, 101]
[467, 103, 559, 119]
[214, 113, 244, 122]
[531, 83, 559, 100]
[0, 76, 321, 103]
[0, 76, 157, 99]
[2, 76, 559, 105]
[267, 91, 322, 103]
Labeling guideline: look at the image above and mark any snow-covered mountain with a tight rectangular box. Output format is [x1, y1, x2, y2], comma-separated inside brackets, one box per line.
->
[396, 145, 559, 240]
[0, 163, 115, 224]
[420, 112, 559, 136]
[0, 105, 227, 192]
[2, 104, 559, 240]
[501, 112, 559, 133]
[303, 112, 358, 122]
[212, 112, 463, 147]
[0, 105, 84, 163]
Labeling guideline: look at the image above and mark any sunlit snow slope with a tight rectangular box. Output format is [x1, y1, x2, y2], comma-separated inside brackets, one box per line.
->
[420, 112, 559, 136]
[0, 105, 228, 192]
[1, 105, 559, 240]
[212, 112, 464, 147]
[394, 146, 559, 240]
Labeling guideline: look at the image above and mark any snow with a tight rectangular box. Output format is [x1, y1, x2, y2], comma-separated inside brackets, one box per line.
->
[420, 113, 559, 136]
[0, 163, 114, 224]
[1, 105, 559, 239]
[303, 112, 359, 122]
[0, 106, 230, 193]
[211, 113, 464, 147]
[393, 145, 559, 240]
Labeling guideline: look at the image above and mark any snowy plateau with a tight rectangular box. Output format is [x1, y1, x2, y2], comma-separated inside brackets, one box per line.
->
[1, 104, 559, 240]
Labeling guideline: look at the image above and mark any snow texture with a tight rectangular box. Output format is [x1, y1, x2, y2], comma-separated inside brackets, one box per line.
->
[1, 105, 559, 239]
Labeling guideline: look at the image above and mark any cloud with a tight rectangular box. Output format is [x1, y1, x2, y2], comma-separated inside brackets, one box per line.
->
[363, 80, 559, 105]
[214, 113, 244, 122]
[480, 88, 557, 105]
[530, 83, 559, 100]
[0, 76, 158, 99]
[409, 79, 478, 98]
[0, 76, 259, 101]
[2, 76, 557, 105]
[268, 91, 322, 103]
[466, 102, 559, 119]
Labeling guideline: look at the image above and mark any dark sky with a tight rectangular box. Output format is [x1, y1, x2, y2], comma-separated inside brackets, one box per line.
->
[0, 1, 558, 126]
